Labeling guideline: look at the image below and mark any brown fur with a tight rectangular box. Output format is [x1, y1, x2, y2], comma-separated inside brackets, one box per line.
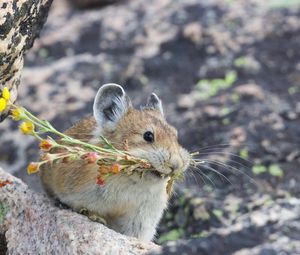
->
[105, 108, 178, 151]
[40, 107, 182, 197]
[40, 116, 98, 196]
[39, 83, 191, 241]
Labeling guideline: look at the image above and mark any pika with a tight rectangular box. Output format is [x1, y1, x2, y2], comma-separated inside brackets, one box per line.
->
[40, 84, 190, 241]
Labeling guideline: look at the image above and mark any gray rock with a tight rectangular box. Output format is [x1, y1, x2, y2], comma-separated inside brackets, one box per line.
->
[0, 0, 53, 121]
[152, 197, 300, 255]
[70, 0, 118, 8]
[0, 168, 159, 254]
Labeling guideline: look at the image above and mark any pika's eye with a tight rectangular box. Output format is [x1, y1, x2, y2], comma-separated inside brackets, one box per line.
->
[143, 131, 154, 143]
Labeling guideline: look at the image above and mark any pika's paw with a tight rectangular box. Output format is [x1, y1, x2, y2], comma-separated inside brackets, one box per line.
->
[79, 208, 107, 225]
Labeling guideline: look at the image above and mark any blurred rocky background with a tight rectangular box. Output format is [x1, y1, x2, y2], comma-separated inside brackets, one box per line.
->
[1, 0, 300, 254]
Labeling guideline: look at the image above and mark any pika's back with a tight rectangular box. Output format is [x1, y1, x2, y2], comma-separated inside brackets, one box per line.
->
[63, 116, 96, 141]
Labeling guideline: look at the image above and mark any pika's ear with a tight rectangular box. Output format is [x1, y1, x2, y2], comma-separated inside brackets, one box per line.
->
[142, 93, 164, 116]
[93, 83, 132, 131]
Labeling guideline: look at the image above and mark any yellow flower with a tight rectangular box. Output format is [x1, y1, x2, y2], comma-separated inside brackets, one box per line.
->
[0, 98, 7, 112]
[27, 162, 39, 174]
[11, 107, 24, 121]
[19, 121, 35, 135]
[2, 87, 10, 100]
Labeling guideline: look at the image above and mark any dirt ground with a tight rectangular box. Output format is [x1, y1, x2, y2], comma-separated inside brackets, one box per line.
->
[0, 0, 300, 254]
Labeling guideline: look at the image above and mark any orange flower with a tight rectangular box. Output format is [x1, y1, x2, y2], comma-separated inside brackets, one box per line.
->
[39, 140, 53, 151]
[111, 163, 121, 174]
[27, 162, 39, 174]
[19, 121, 35, 135]
[98, 165, 110, 175]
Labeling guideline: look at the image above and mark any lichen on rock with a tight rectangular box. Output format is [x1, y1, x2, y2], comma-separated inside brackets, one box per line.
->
[0, 0, 53, 121]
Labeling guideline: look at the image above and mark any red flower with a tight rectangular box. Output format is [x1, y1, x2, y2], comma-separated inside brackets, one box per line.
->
[39, 140, 53, 151]
[96, 176, 105, 186]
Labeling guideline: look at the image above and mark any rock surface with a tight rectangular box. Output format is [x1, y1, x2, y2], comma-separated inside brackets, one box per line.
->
[0, 0, 53, 121]
[70, 0, 118, 8]
[152, 189, 300, 255]
[0, 168, 159, 254]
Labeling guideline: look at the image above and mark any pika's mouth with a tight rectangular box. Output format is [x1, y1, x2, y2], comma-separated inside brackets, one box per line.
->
[150, 170, 168, 179]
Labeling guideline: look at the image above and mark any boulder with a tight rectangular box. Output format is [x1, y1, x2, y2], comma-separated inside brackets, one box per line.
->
[0, 168, 159, 254]
[0, 0, 53, 121]
[70, 0, 118, 8]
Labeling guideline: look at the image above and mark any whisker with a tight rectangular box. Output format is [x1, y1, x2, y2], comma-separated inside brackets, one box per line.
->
[194, 143, 251, 151]
[198, 159, 257, 186]
[191, 167, 211, 186]
[200, 164, 232, 185]
[194, 155, 252, 171]
[185, 170, 206, 187]
[195, 143, 233, 151]
[193, 151, 254, 165]
[201, 159, 240, 177]
[190, 165, 217, 188]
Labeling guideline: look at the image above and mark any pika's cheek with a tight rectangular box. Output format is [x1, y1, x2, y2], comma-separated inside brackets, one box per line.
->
[126, 147, 152, 161]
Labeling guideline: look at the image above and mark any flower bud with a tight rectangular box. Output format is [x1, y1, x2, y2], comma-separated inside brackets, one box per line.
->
[98, 165, 110, 175]
[2, 87, 10, 100]
[82, 152, 99, 164]
[62, 156, 70, 163]
[20, 121, 35, 135]
[0, 98, 7, 112]
[41, 153, 51, 162]
[96, 176, 105, 186]
[39, 140, 53, 151]
[111, 163, 121, 174]
[11, 107, 24, 121]
[27, 162, 39, 174]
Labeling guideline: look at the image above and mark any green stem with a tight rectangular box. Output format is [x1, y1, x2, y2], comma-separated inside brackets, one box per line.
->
[33, 132, 43, 141]
[23, 108, 48, 128]
[15, 104, 147, 165]
[22, 107, 119, 154]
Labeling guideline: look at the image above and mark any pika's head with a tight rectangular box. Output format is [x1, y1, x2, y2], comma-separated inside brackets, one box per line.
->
[93, 84, 190, 180]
